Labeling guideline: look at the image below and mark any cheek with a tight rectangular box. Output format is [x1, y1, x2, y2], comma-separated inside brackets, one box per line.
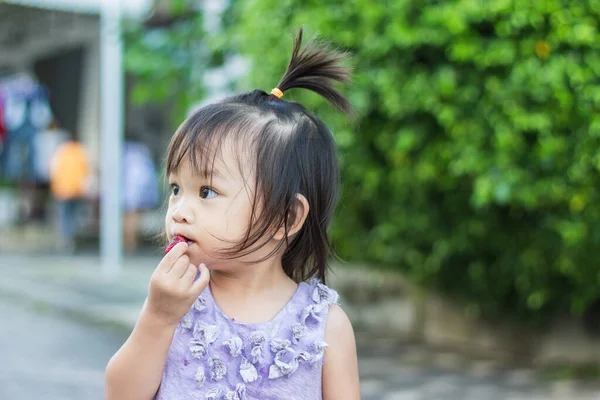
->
[164, 209, 174, 239]
[224, 202, 253, 236]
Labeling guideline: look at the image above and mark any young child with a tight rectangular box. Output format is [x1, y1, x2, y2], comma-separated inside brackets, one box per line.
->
[105, 28, 360, 400]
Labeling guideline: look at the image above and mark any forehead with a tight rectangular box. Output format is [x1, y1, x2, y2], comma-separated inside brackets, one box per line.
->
[168, 135, 252, 183]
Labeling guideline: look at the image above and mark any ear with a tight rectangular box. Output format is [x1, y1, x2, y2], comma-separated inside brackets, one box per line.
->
[273, 194, 310, 241]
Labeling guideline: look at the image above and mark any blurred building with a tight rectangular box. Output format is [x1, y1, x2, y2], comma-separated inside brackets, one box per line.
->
[0, 0, 154, 251]
[0, 0, 152, 158]
[0, 0, 242, 254]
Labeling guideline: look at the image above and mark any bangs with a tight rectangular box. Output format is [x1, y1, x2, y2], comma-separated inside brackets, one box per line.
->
[165, 104, 263, 182]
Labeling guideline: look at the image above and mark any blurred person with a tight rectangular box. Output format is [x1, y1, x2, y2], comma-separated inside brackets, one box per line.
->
[105, 29, 360, 400]
[122, 139, 160, 254]
[30, 118, 69, 222]
[49, 139, 91, 253]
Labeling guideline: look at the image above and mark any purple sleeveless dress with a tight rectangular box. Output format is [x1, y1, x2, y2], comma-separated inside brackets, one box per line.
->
[155, 279, 340, 400]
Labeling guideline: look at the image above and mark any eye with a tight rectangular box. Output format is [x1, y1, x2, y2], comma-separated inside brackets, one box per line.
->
[200, 186, 217, 199]
[170, 184, 180, 197]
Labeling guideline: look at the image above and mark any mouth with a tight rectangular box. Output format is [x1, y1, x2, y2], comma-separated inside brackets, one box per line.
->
[165, 234, 195, 254]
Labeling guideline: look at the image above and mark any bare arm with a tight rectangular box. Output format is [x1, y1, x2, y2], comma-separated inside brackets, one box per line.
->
[105, 242, 210, 400]
[322, 304, 361, 400]
[104, 302, 177, 400]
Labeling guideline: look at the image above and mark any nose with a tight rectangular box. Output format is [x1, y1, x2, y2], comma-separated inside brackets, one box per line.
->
[170, 199, 194, 224]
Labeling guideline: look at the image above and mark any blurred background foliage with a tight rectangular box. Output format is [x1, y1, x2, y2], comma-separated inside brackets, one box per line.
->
[123, 0, 207, 126]
[125, 0, 600, 326]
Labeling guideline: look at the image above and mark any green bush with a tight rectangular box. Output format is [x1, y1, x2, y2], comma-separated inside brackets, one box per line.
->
[221, 0, 600, 324]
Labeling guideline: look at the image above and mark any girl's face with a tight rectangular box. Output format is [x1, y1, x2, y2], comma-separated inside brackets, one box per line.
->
[165, 145, 267, 269]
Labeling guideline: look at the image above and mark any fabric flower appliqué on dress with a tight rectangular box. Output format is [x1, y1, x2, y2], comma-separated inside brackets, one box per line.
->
[310, 341, 329, 363]
[194, 296, 208, 312]
[270, 338, 292, 353]
[223, 336, 243, 357]
[291, 323, 307, 344]
[239, 357, 259, 383]
[248, 331, 266, 364]
[194, 322, 219, 344]
[299, 303, 328, 324]
[208, 357, 227, 381]
[189, 338, 208, 358]
[181, 310, 194, 330]
[195, 366, 206, 387]
[205, 388, 222, 400]
[189, 322, 219, 358]
[181, 297, 207, 330]
[268, 348, 300, 379]
[311, 281, 339, 304]
[224, 383, 247, 400]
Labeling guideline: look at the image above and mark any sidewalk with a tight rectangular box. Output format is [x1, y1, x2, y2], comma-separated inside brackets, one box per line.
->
[0, 253, 154, 331]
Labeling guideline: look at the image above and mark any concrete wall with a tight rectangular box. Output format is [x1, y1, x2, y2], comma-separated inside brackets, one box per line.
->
[328, 263, 600, 367]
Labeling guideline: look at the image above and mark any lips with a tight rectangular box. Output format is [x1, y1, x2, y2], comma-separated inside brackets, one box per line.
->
[165, 234, 194, 254]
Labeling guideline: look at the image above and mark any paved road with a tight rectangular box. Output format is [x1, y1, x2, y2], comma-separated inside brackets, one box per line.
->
[1, 301, 599, 400]
[356, 335, 600, 400]
[0, 302, 124, 400]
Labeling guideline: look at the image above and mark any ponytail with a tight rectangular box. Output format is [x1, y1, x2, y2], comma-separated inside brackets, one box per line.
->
[271, 27, 352, 114]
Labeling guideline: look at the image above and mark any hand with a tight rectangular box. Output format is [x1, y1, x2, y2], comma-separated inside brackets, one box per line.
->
[145, 242, 210, 326]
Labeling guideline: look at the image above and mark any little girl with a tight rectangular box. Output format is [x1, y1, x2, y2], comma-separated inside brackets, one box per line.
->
[105, 28, 360, 400]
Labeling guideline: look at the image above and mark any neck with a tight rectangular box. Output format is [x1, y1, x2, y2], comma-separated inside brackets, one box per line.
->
[209, 257, 294, 297]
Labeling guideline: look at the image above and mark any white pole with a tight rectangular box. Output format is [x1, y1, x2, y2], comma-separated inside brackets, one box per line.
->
[100, 2, 123, 277]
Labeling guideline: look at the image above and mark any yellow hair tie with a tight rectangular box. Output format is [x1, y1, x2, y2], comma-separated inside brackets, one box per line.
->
[271, 88, 284, 98]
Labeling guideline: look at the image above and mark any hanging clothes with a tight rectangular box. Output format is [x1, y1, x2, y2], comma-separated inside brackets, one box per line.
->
[0, 74, 52, 183]
[32, 124, 69, 184]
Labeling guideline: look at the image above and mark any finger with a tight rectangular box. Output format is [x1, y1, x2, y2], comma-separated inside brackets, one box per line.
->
[169, 255, 189, 278]
[190, 263, 210, 295]
[157, 242, 188, 274]
[181, 263, 197, 283]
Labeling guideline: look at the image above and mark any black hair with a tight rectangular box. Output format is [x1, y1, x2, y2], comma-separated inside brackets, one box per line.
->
[165, 28, 351, 283]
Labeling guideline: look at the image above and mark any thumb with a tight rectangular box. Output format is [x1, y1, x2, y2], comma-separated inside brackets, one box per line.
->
[191, 263, 210, 294]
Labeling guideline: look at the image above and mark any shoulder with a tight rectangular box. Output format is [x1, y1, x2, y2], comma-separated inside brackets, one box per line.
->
[302, 278, 355, 356]
[325, 303, 354, 342]
[322, 303, 360, 398]
[324, 303, 357, 359]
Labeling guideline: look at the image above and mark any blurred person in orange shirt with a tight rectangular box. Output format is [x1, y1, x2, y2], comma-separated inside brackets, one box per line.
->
[49, 139, 91, 253]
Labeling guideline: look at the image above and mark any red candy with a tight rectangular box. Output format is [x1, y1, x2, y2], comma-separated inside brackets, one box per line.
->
[165, 235, 186, 254]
